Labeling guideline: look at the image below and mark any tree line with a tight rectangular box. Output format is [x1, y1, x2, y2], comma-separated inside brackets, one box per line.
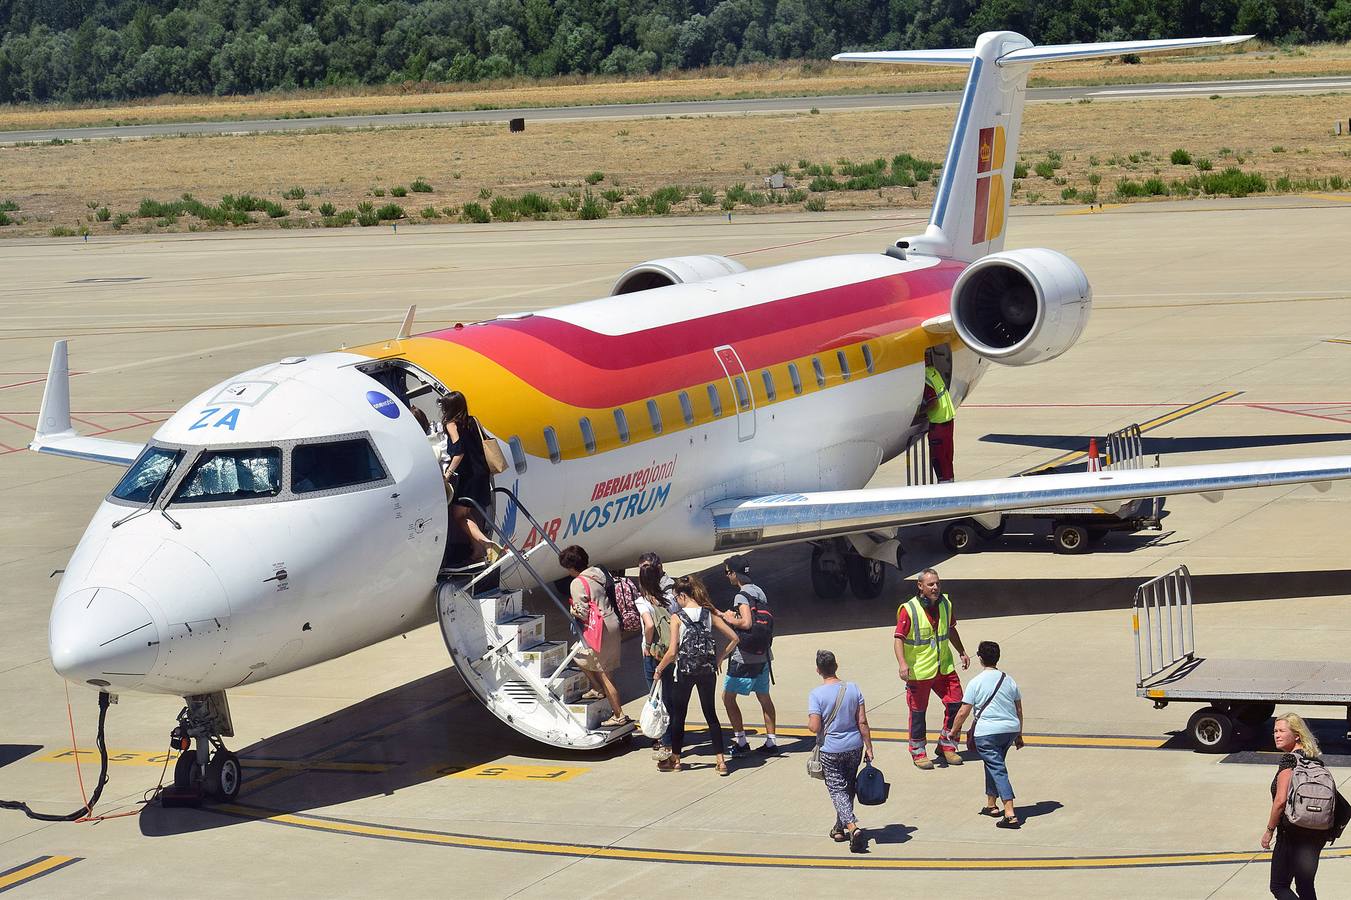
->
[2, 0, 1347, 104]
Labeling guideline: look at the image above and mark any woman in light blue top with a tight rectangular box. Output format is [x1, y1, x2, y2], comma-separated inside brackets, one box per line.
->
[951, 640, 1024, 829]
[808, 650, 874, 852]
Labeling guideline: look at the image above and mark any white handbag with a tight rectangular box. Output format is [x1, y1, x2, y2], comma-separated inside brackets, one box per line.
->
[640, 680, 669, 739]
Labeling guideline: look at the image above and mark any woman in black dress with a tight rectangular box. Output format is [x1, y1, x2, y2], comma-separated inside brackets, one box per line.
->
[439, 391, 500, 565]
[1263, 712, 1329, 899]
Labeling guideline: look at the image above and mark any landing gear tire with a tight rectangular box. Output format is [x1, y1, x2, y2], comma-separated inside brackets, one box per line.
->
[942, 522, 978, 553]
[810, 545, 848, 599]
[205, 751, 242, 802]
[846, 554, 886, 599]
[1188, 706, 1236, 753]
[173, 752, 202, 791]
[1052, 523, 1089, 554]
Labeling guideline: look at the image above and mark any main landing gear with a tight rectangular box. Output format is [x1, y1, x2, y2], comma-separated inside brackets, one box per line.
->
[166, 692, 241, 806]
[810, 537, 890, 600]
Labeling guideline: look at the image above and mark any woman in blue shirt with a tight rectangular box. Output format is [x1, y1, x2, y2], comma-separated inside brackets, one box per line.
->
[950, 640, 1025, 829]
[808, 650, 874, 852]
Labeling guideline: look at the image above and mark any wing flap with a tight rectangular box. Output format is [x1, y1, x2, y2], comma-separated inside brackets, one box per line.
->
[709, 455, 1351, 547]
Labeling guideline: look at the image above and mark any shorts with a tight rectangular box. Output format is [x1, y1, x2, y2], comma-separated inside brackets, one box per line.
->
[724, 667, 771, 696]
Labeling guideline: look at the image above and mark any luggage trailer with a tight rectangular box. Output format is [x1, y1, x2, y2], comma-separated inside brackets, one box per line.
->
[1134, 566, 1351, 752]
[942, 424, 1166, 554]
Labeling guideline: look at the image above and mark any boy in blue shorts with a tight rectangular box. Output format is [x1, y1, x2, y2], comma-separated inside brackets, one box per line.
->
[720, 555, 778, 755]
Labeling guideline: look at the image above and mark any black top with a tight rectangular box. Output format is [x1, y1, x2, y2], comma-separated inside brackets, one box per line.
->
[447, 416, 491, 508]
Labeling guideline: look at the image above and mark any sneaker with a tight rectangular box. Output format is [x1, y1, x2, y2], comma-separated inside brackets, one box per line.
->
[912, 756, 935, 770]
[755, 742, 780, 755]
[727, 741, 751, 757]
[941, 749, 964, 766]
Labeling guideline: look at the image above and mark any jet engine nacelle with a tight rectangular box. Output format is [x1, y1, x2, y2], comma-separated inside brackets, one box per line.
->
[950, 248, 1092, 366]
[611, 255, 748, 295]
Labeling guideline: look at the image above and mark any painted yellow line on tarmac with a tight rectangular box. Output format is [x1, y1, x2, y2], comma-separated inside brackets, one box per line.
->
[1304, 193, 1351, 203]
[1059, 203, 1126, 216]
[0, 856, 81, 893]
[770, 726, 1164, 750]
[38, 748, 389, 774]
[431, 763, 589, 782]
[1020, 390, 1242, 474]
[216, 803, 1351, 871]
[1326, 338, 1351, 345]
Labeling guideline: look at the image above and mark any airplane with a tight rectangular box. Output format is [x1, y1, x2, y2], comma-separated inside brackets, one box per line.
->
[27, 31, 1351, 801]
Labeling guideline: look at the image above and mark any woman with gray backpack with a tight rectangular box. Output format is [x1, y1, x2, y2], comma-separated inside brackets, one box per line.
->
[807, 650, 875, 853]
[652, 575, 739, 775]
[1263, 713, 1338, 899]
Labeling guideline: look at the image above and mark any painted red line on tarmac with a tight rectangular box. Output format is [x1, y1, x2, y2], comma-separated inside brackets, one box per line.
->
[90, 419, 167, 437]
[728, 218, 922, 258]
[0, 414, 32, 428]
[963, 403, 1189, 409]
[1247, 404, 1351, 425]
[0, 378, 45, 390]
[69, 415, 101, 428]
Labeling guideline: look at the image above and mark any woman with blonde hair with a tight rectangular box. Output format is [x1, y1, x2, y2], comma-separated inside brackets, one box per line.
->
[1263, 713, 1330, 899]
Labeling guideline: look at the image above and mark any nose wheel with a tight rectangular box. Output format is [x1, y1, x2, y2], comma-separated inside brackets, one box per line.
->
[165, 692, 241, 806]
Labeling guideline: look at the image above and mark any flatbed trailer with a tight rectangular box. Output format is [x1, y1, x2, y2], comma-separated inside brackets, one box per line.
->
[1133, 566, 1351, 752]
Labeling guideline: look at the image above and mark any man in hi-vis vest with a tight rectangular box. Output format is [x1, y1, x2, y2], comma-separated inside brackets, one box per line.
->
[923, 349, 956, 483]
[894, 568, 970, 769]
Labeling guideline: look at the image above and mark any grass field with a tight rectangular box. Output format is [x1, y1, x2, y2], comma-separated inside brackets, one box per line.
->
[0, 43, 1348, 132]
[2, 92, 1349, 238]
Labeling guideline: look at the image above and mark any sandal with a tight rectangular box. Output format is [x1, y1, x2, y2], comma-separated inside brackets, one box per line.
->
[829, 827, 849, 843]
[603, 715, 633, 728]
[849, 827, 867, 853]
[996, 816, 1022, 829]
[979, 806, 1001, 817]
[716, 761, 729, 777]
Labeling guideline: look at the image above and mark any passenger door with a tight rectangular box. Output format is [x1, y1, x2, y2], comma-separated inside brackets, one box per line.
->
[713, 344, 755, 442]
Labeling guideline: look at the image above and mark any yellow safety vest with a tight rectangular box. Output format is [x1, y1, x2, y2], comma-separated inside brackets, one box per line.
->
[924, 365, 955, 424]
[898, 594, 955, 679]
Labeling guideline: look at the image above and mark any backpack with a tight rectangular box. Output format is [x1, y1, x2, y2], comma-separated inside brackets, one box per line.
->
[648, 604, 672, 659]
[736, 585, 774, 657]
[675, 609, 717, 679]
[606, 571, 642, 633]
[1286, 754, 1337, 831]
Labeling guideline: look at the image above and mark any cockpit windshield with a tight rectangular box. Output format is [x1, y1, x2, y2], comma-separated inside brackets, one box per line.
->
[170, 447, 282, 505]
[110, 445, 183, 504]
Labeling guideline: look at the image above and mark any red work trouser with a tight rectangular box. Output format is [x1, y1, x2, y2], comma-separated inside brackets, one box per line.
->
[927, 420, 954, 482]
[905, 671, 963, 759]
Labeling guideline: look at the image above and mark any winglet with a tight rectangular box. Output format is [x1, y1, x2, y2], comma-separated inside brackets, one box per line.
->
[35, 339, 74, 443]
[397, 305, 417, 341]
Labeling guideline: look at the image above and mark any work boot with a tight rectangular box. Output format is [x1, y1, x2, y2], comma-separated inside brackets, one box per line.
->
[912, 756, 935, 770]
[941, 749, 964, 766]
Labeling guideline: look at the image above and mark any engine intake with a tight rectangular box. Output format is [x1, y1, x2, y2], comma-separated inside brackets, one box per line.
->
[611, 255, 747, 295]
[950, 248, 1092, 367]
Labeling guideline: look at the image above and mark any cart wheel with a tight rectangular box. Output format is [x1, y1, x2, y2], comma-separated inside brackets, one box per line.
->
[1187, 706, 1236, 753]
[1235, 703, 1276, 726]
[943, 522, 978, 553]
[1052, 523, 1089, 554]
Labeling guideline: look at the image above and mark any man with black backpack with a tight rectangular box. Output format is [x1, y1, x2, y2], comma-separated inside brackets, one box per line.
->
[720, 555, 779, 756]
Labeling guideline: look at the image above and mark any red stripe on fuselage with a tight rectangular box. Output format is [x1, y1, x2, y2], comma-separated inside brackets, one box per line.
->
[425, 263, 962, 407]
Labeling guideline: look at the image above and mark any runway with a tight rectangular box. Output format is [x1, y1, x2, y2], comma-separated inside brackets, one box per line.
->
[3, 76, 1349, 144]
[2, 198, 1351, 897]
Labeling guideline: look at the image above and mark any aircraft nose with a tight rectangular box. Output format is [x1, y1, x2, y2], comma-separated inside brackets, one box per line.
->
[49, 587, 160, 688]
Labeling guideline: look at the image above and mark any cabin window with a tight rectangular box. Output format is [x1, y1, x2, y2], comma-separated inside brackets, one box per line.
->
[614, 408, 630, 444]
[544, 426, 561, 464]
[761, 370, 776, 402]
[111, 445, 182, 504]
[508, 435, 527, 473]
[812, 357, 826, 387]
[647, 399, 663, 434]
[862, 343, 875, 373]
[580, 417, 597, 454]
[837, 350, 851, 381]
[733, 376, 752, 411]
[292, 438, 387, 494]
[679, 391, 694, 425]
[174, 447, 282, 503]
[788, 363, 803, 395]
[707, 384, 723, 418]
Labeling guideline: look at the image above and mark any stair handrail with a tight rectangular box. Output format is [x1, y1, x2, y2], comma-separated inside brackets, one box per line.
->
[455, 494, 589, 648]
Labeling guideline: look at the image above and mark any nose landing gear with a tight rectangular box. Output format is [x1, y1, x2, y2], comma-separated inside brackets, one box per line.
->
[164, 692, 241, 807]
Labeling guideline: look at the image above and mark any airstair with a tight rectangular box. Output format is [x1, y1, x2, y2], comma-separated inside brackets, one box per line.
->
[435, 488, 635, 750]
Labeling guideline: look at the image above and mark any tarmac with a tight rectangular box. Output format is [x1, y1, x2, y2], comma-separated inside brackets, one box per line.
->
[2, 196, 1351, 897]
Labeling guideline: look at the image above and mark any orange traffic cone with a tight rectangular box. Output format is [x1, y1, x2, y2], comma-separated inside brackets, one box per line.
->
[1086, 437, 1102, 472]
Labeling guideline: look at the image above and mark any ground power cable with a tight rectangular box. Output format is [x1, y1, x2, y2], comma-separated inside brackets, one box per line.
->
[0, 687, 111, 822]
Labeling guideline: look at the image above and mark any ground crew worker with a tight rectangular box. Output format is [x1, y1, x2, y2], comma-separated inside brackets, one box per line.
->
[923, 349, 956, 483]
[894, 567, 970, 769]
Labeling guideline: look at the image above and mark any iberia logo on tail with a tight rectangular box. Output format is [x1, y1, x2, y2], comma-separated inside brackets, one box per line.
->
[972, 125, 1006, 244]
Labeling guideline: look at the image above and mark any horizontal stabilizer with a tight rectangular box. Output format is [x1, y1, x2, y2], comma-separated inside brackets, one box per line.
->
[28, 340, 142, 467]
[832, 49, 975, 66]
[997, 35, 1254, 66]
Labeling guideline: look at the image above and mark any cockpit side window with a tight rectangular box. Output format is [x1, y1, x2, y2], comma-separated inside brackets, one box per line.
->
[292, 438, 387, 494]
[173, 448, 282, 504]
[110, 445, 183, 504]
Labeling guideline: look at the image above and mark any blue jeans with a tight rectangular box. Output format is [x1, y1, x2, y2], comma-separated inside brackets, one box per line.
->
[975, 731, 1017, 802]
[643, 653, 658, 691]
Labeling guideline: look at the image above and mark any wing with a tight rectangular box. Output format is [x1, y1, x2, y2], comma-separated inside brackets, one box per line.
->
[28, 341, 143, 467]
[708, 456, 1351, 549]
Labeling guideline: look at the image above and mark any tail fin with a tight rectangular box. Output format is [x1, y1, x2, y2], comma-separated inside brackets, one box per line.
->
[834, 33, 1252, 262]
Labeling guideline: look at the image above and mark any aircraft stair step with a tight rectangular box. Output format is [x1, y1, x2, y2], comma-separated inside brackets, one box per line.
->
[515, 640, 568, 678]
